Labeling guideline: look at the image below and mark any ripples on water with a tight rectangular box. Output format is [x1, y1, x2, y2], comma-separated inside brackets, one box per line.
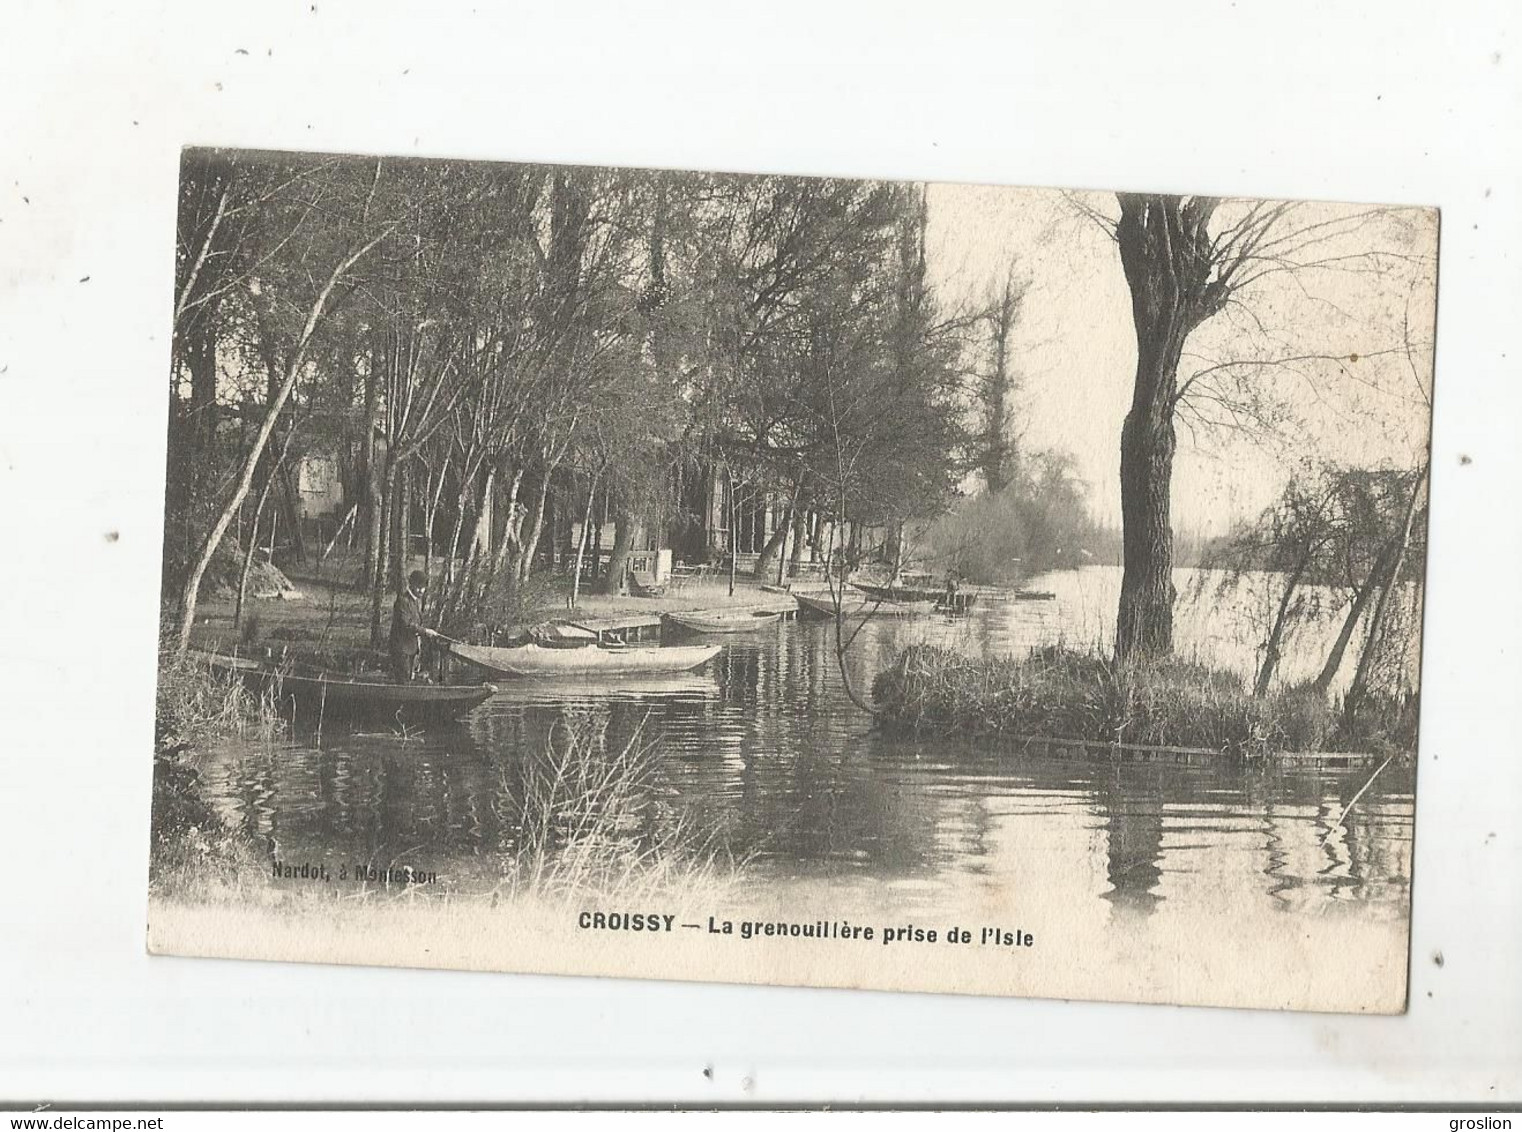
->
[200, 568, 1414, 924]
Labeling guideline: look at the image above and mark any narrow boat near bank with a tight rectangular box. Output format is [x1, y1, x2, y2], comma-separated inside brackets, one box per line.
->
[448, 639, 722, 679]
[1012, 590, 1057, 601]
[664, 608, 782, 634]
[853, 582, 948, 604]
[793, 591, 937, 619]
[191, 651, 498, 723]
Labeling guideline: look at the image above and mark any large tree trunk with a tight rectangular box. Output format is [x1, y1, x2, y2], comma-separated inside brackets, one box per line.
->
[1116, 393, 1178, 660]
[1112, 194, 1226, 662]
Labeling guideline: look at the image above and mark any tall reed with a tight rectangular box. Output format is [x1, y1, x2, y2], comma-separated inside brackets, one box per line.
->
[496, 715, 747, 902]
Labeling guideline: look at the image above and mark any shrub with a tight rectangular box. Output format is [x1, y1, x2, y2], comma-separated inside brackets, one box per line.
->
[874, 644, 1371, 755]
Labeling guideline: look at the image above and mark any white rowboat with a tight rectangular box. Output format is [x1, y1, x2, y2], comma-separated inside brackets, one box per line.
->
[793, 592, 936, 619]
[664, 609, 782, 634]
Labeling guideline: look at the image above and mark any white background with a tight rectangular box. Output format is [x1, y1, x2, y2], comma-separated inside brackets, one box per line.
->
[1, 0, 1518, 1107]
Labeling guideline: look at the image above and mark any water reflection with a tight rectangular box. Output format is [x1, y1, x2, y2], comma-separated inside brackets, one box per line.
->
[199, 570, 1413, 927]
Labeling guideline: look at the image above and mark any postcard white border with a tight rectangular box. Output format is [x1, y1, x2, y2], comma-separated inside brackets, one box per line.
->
[1, 0, 1517, 1105]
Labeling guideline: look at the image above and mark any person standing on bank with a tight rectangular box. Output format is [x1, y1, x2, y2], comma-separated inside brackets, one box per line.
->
[390, 569, 440, 683]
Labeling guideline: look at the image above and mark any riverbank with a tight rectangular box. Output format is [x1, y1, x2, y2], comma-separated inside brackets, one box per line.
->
[872, 644, 1417, 758]
[186, 554, 798, 670]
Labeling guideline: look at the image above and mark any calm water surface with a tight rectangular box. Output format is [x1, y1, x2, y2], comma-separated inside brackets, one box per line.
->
[200, 568, 1414, 926]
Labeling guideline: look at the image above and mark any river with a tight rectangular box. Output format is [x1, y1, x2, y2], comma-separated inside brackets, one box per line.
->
[197, 567, 1414, 948]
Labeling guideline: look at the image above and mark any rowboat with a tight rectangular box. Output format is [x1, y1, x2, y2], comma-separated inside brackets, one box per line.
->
[1012, 590, 1057, 601]
[664, 608, 781, 634]
[793, 592, 936, 619]
[448, 639, 722, 679]
[853, 582, 949, 604]
[191, 651, 498, 722]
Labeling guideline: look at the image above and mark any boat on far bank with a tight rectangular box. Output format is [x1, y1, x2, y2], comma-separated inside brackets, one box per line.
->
[191, 651, 498, 723]
[448, 639, 721, 679]
[853, 581, 948, 604]
[664, 609, 782, 634]
[794, 591, 936, 619]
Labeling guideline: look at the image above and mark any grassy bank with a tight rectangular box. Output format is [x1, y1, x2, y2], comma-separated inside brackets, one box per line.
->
[872, 644, 1417, 757]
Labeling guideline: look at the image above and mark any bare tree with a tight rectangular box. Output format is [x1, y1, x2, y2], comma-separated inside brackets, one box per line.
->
[979, 261, 1024, 494]
[1096, 193, 1424, 660]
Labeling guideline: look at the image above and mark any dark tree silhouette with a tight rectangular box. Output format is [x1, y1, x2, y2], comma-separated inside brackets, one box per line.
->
[1105, 192, 1410, 659]
[979, 263, 1023, 494]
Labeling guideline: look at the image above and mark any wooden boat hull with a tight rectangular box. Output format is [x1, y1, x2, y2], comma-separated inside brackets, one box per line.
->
[853, 582, 948, 604]
[794, 592, 935, 619]
[192, 652, 498, 722]
[664, 609, 781, 634]
[1012, 590, 1056, 601]
[449, 640, 722, 679]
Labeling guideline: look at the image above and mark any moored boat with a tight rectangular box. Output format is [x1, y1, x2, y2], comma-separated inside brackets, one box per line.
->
[1012, 590, 1057, 601]
[664, 608, 781, 634]
[793, 591, 936, 619]
[853, 581, 948, 604]
[191, 651, 498, 722]
[448, 639, 721, 679]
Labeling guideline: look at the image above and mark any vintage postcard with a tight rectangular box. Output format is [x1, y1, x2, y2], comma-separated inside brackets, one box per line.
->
[149, 147, 1435, 1012]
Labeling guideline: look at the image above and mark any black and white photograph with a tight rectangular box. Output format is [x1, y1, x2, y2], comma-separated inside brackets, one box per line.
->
[9, 0, 1522, 1111]
[145, 146, 1437, 1012]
